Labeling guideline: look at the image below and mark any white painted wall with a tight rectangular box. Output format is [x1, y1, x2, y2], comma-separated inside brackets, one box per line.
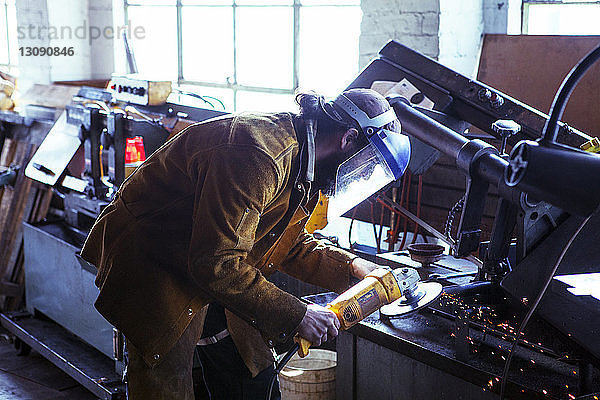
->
[16, 0, 52, 84]
[15, 0, 114, 86]
[46, 0, 91, 81]
[483, 0, 508, 34]
[89, 0, 115, 79]
[438, 0, 484, 77]
[483, 0, 522, 34]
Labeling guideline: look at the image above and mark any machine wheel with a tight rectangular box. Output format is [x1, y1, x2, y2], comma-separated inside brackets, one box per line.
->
[14, 338, 31, 356]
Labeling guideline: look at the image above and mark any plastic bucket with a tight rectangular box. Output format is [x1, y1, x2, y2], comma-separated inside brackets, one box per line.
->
[279, 349, 336, 400]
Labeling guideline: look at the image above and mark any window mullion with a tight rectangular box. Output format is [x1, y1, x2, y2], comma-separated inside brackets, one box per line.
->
[176, 0, 183, 82]
[233, 0, 238, 110]
[293, 0, 299, 91]
[123, 0, 129, 28]
[5, 0, 9, 65]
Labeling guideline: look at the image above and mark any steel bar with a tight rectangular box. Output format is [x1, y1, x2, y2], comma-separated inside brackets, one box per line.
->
[377, 195, 483, 267]
[377, 195, 453, 246]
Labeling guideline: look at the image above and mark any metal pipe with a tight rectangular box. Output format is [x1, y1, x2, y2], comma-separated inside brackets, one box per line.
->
[377, 195, 454, 247]
[390, 96, 468, 160]
[389, 97, 514, 196]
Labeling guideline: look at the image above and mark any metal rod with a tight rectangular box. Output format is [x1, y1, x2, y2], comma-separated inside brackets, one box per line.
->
[428, 306, 561, 358]
[377, 195, 483, 267]
[377, 195, 453, 246]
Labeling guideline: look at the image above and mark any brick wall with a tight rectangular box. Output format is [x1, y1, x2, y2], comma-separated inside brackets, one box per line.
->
[359, 0, 440, 69]
[359, 0, 517, 76]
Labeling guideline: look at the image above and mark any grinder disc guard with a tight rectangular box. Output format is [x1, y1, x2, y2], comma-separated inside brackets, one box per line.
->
[380, 282, 443, 319]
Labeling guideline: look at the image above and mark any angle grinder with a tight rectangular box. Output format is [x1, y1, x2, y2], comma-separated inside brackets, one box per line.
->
[267, 267, 442, 400]
[295, 266, 443, 357]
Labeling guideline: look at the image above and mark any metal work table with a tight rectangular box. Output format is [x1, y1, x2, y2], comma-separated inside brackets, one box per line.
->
[305, 282, 598, 400]
[0, 312, 125, 400]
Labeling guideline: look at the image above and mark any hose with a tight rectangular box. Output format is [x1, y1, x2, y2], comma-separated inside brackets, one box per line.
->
[266, 343, 300, 400]
[539, 41, 600, 145]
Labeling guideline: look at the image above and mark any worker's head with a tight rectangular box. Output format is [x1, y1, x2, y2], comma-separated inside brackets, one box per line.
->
[296, 88, 410, 218]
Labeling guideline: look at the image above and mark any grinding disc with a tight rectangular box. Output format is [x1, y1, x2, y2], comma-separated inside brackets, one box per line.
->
[380, 281, 443, 319]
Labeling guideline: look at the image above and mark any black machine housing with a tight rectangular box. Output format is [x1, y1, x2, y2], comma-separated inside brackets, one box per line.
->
[346, 40, 600, 369]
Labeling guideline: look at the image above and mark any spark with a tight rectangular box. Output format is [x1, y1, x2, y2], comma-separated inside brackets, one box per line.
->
[573, 370, 577, 375]
[542, 389, 548, 395]
[530, 359, 536, 364]
[568, 395, 575, 400]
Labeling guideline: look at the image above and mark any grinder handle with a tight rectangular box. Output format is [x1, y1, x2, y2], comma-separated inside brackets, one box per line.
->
[294, 304, 338, 358]
[294, 336, 312, 358]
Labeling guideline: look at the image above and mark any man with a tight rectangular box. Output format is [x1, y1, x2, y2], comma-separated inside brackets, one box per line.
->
[80, 88, 410, 399]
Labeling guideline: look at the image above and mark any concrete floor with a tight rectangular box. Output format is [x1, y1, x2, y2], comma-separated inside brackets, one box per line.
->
[0, 329, 95, 400]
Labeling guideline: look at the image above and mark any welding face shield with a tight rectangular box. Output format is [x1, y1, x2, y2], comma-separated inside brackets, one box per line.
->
[324, 93, 411, 218]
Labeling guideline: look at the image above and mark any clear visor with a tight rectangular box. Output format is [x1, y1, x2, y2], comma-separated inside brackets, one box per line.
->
[327, 144, 395, 219]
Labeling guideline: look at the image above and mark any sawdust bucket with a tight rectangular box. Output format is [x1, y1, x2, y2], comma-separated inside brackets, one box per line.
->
[279, 349, 336, 400]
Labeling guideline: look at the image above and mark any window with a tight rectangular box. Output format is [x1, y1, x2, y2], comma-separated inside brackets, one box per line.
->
[123, 0, 361, 111]
[523, 0, 600, 35]
[0, 0, 18, 73]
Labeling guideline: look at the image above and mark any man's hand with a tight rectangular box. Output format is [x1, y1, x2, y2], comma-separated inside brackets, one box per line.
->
[296, 304, 340, 346]
[350, 258, 380, 279]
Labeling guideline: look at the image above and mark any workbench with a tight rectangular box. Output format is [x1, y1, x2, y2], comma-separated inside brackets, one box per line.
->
[305, 272, 599, 400]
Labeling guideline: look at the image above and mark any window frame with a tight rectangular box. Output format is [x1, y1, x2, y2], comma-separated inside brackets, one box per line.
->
[0, 0, 16, 71]
[123, 0, 360, 110]
[522, 0, 600, 34]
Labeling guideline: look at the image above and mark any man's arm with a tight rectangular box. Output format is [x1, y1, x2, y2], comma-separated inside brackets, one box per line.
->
[187, 145, 307, 344]
[279, 230, 379, 294]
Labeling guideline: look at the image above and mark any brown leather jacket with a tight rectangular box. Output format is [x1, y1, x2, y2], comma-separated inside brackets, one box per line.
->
[80, 112, 356, 375]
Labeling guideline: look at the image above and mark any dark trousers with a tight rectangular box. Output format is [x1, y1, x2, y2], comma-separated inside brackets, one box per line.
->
[196, 336, 281, 400]
[125, 308, 281, 400]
